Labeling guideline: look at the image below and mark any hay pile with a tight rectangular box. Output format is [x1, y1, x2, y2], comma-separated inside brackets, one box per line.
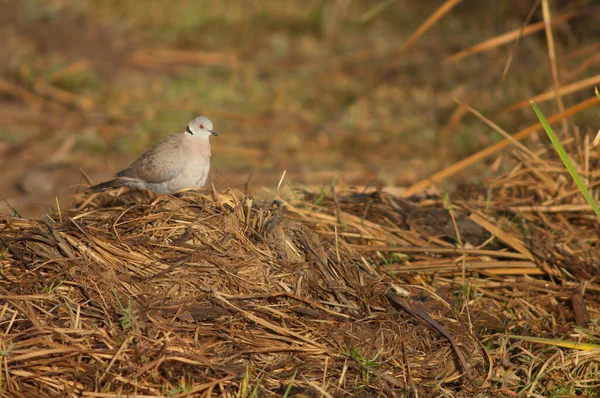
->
[2, 135, 600, 397]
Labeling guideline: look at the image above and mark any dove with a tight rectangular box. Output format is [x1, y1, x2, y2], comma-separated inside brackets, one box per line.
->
[88, 116, 218, 194]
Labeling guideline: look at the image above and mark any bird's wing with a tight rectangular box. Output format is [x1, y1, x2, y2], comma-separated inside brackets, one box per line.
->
[116, 134, 185, 184]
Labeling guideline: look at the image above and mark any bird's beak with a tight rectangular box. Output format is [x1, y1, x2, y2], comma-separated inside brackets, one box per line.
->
[209, 130, 218, 136]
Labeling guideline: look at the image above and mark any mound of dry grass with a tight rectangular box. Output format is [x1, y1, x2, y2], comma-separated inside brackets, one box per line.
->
[0, 188, 477, 397]
[2, 129, 600, 397]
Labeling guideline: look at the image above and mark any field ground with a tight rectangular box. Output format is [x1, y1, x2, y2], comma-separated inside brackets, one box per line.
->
[1, 0, 600, 396]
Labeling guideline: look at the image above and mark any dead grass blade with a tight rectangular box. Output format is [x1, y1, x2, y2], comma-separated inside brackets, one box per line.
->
[383, 0, 463, 69]
[401, 95, 600, 197]
[443, 9, 582, 64]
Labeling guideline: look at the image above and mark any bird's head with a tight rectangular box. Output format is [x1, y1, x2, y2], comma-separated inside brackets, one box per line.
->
[186, 116, 218, 138]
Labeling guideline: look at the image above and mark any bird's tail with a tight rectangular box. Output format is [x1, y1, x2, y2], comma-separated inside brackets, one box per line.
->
[87, 178, 127, 193]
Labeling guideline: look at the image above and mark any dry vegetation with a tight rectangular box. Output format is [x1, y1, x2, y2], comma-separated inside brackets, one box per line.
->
[2, 141, 600, 396]
[1, 0, 600, 396]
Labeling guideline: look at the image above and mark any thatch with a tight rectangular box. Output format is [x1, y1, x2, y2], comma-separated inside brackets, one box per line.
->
[2, 134, 600, 397]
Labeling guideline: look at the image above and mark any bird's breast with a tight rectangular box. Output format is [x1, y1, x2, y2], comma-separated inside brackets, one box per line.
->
[187, 139, 211, 158]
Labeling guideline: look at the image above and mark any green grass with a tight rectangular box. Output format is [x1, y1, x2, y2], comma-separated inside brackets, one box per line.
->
[114, 292, 138, 332]
[0, 128, 29, 145]
[234, 367, 265, 398]
[166, 380, 191, 397]
[531, 100, 600, 219]
[23, 0, 74, 22]
[281, 371, 297, 398]
[342, 346, 382, 388]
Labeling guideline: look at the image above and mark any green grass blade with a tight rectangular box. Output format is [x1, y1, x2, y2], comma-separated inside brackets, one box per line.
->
[282, 371, 297, 398]
[530, 101, 600, 219]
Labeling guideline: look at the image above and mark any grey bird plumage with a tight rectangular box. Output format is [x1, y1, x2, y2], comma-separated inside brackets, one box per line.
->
[89, 116, 218, 194]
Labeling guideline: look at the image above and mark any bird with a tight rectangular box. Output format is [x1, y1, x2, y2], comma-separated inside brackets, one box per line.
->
[88, 116, 218, 194]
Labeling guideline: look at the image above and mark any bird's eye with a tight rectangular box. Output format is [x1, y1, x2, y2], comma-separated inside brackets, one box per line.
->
[199, 124, 204, 129]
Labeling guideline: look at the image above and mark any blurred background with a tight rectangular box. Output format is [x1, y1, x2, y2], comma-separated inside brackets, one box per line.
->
[0, 0, 598, 217]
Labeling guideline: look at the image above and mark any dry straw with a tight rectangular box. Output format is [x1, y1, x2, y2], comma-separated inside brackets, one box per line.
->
[2, 130, 600, 396]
